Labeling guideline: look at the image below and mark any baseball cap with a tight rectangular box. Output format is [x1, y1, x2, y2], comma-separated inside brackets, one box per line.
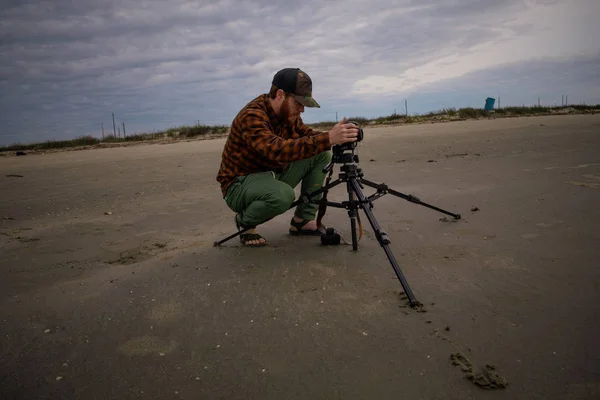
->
[272, 68, 320, 108]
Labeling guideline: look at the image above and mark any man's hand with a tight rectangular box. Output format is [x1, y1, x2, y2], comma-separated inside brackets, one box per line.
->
[328, 117, 359, 145]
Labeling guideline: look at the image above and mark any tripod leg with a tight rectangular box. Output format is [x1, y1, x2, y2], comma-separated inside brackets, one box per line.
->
[346, 180, 358, 251]
[213, 225, 253, 247]
[349, 178, 420, 307]
[361, 178, 461, 220]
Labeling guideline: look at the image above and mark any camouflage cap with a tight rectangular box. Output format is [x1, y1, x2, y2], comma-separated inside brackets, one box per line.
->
[272, 68, 320, 108]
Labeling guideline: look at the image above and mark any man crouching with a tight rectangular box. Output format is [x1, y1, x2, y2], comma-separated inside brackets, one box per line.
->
[216, 67, 358, 246]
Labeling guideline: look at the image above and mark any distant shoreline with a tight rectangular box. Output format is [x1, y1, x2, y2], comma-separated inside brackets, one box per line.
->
[1, 105, 597, 156]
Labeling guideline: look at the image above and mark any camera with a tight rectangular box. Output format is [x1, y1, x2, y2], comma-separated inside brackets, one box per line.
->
[337, 120, 363, 152]
[350, 120, 364, 142]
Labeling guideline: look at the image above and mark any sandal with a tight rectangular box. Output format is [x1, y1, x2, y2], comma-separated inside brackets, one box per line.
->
[289, 218, 324, 236]
[235, 215, 267, 247]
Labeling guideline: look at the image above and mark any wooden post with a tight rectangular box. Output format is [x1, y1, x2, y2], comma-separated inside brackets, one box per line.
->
[112, 112, 116, 136]
[405, 99, 408, 116]
[122, 122, 126, 137]
[101, 123, 104, 139]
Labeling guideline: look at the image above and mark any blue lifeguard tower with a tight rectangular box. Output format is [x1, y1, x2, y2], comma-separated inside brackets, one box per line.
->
[484, 97, 496, 118]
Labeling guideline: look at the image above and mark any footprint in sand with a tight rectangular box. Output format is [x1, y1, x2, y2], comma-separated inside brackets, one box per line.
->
[309, 261, 337, 278]
[118, 335, 177, 356]
[429, 327, 507, 390]
[536, 220, 564, 228]
[450, 352, 507, 390]
[522, 220, 564, 239]
[148, 301, 185, 323]
[483, 255, 523, 270]
[566, 181, 600, 188]
[566, 174, 600, 189]
[105, 241, 170, 265]
[582, 174, 600, 181]
[520, 233, 539, 239]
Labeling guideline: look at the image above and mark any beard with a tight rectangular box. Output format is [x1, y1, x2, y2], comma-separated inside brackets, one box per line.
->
[278, 97, 298, 126]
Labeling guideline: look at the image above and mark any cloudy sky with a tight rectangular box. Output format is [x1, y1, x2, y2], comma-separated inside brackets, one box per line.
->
[1, 0, 599, 145]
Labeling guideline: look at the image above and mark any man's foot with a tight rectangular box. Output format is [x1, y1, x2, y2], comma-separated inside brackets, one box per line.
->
[235, 215, 267, 247]
[240, 228, 267, 246]
[289, 217, 323, 236]
[294, 216, 317, 230]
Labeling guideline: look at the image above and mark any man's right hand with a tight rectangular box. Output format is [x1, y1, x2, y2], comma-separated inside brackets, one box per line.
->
[328, 117, 359, 145]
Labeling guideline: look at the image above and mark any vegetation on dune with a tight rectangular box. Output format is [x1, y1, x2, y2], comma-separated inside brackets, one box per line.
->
[291, 104, 599, 131]
[0, 123, 229, 152]
[1, 104, 598, 153]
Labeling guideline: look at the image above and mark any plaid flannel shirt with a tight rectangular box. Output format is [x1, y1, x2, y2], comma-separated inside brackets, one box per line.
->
[216, 94, 331, 197]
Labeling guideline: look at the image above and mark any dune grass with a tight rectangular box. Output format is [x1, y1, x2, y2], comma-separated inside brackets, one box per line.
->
[307, 104, 598, 130]
[1, 104, 598, 153]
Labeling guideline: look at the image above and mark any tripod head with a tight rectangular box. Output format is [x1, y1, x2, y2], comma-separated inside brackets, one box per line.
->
[323, 120, 364, 174]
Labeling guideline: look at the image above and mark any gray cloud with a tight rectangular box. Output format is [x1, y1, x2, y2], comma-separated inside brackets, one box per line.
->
[394, 52, 600, 112]
[1, 0, 599, 145]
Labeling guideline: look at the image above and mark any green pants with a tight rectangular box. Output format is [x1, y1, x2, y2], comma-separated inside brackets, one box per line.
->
[224, 151, 332, 227]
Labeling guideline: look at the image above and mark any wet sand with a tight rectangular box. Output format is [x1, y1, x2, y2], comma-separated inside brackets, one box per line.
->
[1, 114, 599, 399]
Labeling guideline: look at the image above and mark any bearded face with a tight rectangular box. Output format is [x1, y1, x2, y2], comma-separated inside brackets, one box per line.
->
[278, 95, 303, 125]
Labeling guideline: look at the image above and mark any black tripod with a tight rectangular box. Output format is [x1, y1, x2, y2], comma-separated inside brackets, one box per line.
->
[214, 141, 461, 307]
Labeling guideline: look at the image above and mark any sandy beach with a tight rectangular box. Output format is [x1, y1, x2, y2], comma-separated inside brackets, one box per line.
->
[1, 114, 599, 399]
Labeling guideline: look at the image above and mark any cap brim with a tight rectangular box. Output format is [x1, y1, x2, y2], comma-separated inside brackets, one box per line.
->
[293, 94, 320, 108]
